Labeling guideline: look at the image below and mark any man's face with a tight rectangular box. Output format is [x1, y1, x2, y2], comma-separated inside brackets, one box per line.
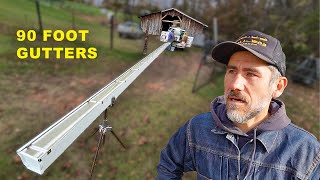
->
[224, 51, 274, 124]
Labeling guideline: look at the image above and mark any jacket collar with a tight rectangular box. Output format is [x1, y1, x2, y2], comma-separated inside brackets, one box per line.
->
[255, 130, 279, 153]
[210, 96, 290, 152]
[211, 126, 279, 153]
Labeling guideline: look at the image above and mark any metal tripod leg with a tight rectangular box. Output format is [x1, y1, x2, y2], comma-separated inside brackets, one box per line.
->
[89, 110, 126, 180]
[89, 119, 111, 180]
[102, 110, 126, 149]
[110, 130, 126, 149]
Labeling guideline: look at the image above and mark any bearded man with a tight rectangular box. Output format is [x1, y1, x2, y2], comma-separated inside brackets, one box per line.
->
[157, 30, 320, 180]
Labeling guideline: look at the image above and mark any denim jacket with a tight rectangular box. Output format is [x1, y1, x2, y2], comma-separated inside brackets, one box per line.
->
[157, 96, 320, 179]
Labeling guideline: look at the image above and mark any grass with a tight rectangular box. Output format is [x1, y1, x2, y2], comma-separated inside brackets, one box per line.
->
[0, 1, 208, 179]
[78, 73, 217, 179]
[0, 0, 149, 77]
[0, 0, 318, 179]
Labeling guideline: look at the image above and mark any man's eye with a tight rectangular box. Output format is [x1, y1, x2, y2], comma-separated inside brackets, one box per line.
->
[227, 69, 236, 74]
[247, 72, 256, 77]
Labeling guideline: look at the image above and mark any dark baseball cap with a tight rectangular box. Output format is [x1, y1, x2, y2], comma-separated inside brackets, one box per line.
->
[211, 30, 286, 76]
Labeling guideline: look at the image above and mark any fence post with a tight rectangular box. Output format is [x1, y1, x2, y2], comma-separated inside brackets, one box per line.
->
[35, 0, 43, 33]
[110, 15, 114, 50]
[143, 30, 148, 55]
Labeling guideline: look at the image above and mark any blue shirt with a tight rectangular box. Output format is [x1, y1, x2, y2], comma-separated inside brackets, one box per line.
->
[157, 96, 320, 179]
[168, 31, 174, 42]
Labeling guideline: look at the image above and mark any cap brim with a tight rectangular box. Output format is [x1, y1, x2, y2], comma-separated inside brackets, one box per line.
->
[211, 41, 273, 65]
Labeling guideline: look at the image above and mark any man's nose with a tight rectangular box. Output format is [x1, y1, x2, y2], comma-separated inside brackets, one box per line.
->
[229, 74, 245, 91]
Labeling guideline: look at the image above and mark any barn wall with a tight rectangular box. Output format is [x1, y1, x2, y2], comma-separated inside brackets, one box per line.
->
[140, 9, 206, 36]
[180, 17, 204, 36]
[140, 13, 162, 35]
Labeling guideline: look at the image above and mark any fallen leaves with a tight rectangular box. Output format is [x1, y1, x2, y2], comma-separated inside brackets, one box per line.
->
[137, 136, 148, 145]
[13, 154, 21, 164]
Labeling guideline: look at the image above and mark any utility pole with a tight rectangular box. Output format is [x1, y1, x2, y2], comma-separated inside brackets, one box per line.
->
[213, 17, 218, 44]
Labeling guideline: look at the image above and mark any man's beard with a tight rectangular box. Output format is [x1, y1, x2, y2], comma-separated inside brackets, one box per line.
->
[224, 90, 271, 124]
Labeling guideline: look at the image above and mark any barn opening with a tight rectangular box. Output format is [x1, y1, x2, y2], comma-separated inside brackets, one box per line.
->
[161, 15, 181, 31]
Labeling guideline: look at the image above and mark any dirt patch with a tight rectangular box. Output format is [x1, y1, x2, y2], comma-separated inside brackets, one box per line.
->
[145, 81, 167, 91]
[142, 52, 201, 92]
[27, 75, 109, 115]
[282, 81, 320, 138]
[28, 86, 82, 114]
[24, 51, 203, 121]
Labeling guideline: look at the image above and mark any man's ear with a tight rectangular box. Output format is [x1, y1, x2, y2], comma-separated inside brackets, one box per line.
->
[272, 77, 288, 98]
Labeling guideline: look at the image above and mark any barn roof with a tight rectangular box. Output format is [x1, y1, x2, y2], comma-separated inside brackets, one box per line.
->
[139, 8, 208, 36]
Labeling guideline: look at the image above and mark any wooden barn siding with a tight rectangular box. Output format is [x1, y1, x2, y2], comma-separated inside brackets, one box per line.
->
[164, 10, 182, 18]
[140, 9, 204, 36]
[140, 13, 162, 35]
[181, 18, 204, 36]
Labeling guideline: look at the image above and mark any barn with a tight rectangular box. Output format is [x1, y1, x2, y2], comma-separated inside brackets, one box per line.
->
[139, 8, 208, 54]
[139, 8, 208, 36]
